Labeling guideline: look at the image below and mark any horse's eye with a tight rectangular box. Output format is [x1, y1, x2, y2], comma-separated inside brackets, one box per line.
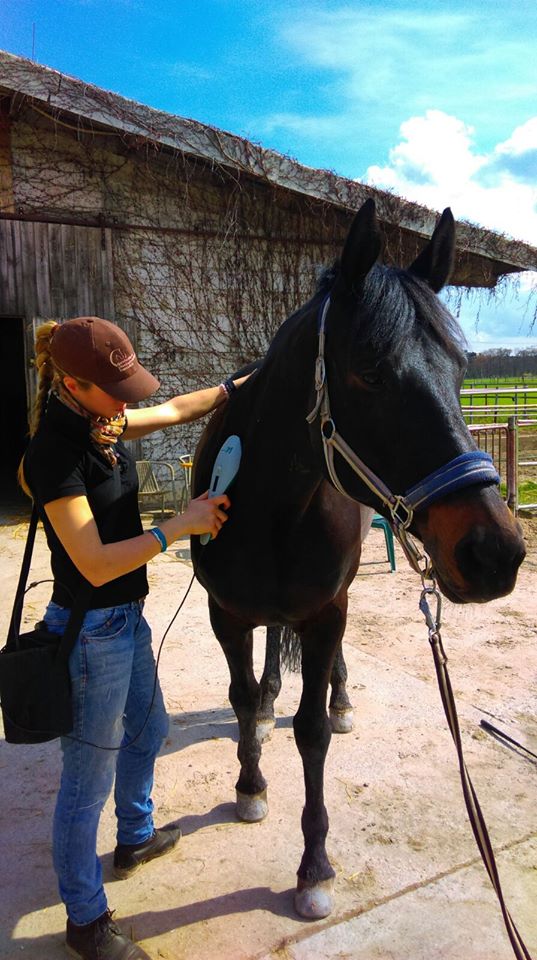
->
[356, 370, 383, 389]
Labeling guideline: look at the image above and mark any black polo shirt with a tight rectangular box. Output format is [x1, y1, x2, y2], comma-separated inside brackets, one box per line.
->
[24, 393, 148, 609]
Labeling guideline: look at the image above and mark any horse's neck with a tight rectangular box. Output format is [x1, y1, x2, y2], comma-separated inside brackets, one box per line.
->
[244, 315, 320, 471]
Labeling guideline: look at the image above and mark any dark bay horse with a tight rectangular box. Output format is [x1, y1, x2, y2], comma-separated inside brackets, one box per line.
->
[191, 200, 525, 919]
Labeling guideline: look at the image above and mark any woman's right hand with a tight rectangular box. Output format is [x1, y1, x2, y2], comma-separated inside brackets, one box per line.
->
[181, 490, 230, 539]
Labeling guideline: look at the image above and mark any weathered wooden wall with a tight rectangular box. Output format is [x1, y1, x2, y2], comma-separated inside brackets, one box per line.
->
[2, 105, 343, 460]
[0, 218, 117, 415]
[0, 219, 114, 319]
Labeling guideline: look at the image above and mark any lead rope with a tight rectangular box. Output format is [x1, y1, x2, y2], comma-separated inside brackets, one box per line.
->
[307, 295, 533, 959]
[419, 581, 532, 960]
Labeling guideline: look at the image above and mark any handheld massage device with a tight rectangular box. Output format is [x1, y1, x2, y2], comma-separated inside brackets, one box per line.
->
[200, 435, 242, 545]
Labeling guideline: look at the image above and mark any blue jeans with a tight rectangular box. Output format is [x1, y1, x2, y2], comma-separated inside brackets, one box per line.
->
[43, 599, 169, 926]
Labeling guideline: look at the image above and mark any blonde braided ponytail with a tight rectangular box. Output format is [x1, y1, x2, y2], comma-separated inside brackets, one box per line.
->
[18, 321, 59, 496]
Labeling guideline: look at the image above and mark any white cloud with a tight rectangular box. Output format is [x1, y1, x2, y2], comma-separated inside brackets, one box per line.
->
[366, 110, 537, 246]
[282, 9, 474, 100]
[447, 296, 536, 353]
[261, 111, 346, 143]
[496, 117, 537, 158]
[279, 5, 537, 118]
[365, 110, 537, 347]
[367, 111, 485, 191]
[262, 3, 537, 184]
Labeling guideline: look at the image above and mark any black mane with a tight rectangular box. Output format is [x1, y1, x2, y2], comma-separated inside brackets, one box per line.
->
[318, 261, 467, 365]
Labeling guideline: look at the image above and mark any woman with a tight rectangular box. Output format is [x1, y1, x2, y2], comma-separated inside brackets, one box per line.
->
[19, 316, 239, 960]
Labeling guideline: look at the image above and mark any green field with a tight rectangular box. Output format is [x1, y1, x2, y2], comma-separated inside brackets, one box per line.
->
[461, 377, 537, 423]
[463, 378, 537, 387]
[460, 378, 537, 508]
[461, 376, 537, 399]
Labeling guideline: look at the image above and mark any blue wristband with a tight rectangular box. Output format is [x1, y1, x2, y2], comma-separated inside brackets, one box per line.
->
[149, 527, 167, 552]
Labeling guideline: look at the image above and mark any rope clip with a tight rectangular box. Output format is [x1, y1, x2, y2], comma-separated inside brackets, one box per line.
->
[419, 585, 442, 638]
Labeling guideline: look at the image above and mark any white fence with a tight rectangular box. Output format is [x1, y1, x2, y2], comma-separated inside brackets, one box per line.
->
[462, 386, 537, 513]
[461, 385, 537, 423]
[468, 420, 518, 512]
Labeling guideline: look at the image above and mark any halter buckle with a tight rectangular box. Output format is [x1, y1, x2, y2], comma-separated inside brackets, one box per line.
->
[390, 496, 413, 529]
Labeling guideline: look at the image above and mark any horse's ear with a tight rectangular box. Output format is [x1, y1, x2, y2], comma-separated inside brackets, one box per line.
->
[335, 198, 383, 296]
[408, 208, 455, 292]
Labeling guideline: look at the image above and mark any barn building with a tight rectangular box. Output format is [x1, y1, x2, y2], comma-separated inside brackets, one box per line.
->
[1, 49, 536, 503]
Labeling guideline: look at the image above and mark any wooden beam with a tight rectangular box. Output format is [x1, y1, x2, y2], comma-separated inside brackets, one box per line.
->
[0, 100, 15, 214]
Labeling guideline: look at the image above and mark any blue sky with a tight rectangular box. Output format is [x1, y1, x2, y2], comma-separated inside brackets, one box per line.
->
[2, 0, 536, 352]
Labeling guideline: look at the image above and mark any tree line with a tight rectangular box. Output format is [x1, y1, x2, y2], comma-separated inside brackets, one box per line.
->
[466, 348, 537, 380]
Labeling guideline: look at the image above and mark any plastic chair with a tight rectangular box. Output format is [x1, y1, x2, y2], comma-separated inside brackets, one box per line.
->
[371, 513, 396, 572]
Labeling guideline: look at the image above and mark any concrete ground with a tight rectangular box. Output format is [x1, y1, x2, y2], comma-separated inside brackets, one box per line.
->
[1, 506, 536, 960]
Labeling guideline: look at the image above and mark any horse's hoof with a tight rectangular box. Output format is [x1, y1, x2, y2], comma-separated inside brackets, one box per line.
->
[256, 718, 275, 743]
[294, 877, 335, 919]
[236, 788, 268, 822]
[329, 707, 354, 733]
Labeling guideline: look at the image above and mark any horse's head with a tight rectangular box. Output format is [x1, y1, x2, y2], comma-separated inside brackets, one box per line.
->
[311, 199, 525, 603]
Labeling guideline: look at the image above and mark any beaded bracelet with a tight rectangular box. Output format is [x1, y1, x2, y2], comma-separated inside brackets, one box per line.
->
[148, 527, 167, 552]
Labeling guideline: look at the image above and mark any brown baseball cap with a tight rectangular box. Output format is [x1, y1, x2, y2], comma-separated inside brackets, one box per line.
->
[50, 317, 160, 402]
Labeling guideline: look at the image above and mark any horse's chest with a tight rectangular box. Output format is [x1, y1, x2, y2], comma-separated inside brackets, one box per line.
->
[198, 536, 358, 624]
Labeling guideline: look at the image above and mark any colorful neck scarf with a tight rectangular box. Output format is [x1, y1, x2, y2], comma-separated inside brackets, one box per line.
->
[54, 382, 127, 467]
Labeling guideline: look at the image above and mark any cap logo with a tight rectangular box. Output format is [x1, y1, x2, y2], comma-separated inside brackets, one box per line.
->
[110, 348, 136, 372]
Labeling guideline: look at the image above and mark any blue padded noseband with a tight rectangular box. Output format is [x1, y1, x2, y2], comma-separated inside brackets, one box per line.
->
[404, 451, 499, 512]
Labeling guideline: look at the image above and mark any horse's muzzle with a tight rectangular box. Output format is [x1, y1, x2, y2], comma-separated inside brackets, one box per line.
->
[415, 488, 526, 604]
[451, 524, 526, 602]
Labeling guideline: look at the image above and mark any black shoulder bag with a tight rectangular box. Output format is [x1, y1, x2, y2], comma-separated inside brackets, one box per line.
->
[0, 506, 91, 744]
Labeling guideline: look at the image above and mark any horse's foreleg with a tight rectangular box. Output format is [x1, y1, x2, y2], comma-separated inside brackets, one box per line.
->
[208, 598, 268, 823]
[326, 515, 371, 734]
[293, 601, 346, 920]
[258, 629, 352, 738]
[329, 642, 353, 733]
[257, 625, 282, 743]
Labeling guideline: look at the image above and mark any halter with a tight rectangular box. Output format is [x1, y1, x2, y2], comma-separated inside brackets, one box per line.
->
[306, 295, 500, 575]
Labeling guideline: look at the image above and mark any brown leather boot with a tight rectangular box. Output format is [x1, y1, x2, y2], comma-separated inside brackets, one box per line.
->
[66, 909, 151, 959]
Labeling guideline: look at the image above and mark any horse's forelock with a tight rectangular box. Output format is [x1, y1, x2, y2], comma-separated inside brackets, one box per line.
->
[397, 268, 468, 364]
[320, 263, 466, 365]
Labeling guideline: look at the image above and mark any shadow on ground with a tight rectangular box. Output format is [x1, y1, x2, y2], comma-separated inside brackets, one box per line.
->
[160, 708, 294, 754]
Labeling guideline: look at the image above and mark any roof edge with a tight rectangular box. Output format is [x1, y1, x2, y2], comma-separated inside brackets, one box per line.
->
[1, 50, 536, 280]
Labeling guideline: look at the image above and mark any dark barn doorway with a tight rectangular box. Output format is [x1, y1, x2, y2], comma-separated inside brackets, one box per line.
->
[0, 317, 30, 512]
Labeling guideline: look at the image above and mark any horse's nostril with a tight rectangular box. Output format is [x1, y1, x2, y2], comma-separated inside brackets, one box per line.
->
[455, 526, 525, 587]
[473, 533, 500, 570]
[510, 538, 527, 573]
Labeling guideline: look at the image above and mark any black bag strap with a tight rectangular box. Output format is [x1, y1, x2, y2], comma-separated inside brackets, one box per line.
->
[56, 586, 93, 664]
[7, 503, 92, 661]
[7, 505, 39, 646]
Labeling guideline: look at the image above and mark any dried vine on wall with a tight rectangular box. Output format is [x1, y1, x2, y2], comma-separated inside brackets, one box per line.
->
[6, 105, 351, 458]
[2, 86, 535, 462]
